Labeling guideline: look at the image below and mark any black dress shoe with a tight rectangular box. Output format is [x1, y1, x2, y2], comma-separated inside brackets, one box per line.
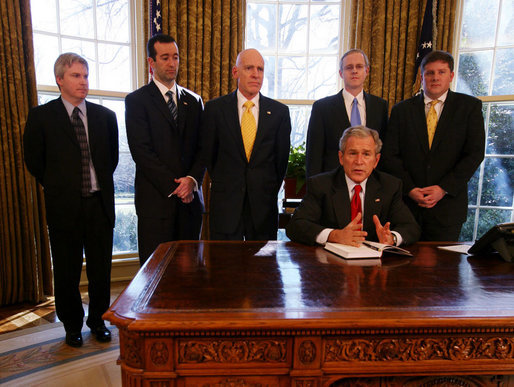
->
[91, 325, 111, 342]
[65, 332, 83, 347]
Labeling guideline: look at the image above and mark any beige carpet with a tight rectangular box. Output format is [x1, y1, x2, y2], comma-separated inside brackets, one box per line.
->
[0, 323, 121, 386]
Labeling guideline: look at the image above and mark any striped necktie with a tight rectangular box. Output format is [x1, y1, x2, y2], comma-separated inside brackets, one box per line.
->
[166, 90, 178, 123]
[71, 107, 92, 197]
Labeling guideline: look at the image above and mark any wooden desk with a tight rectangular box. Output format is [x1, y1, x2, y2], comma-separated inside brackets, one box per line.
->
[104, 241, 514, 386]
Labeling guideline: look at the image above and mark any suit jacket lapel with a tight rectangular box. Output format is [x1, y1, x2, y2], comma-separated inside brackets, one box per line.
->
[55, 98, 80, 147]
[250, 93, 272, 163]
[149, 81, 176, 129]
[224, 91, 247, 161]
[85, 101, 97, 152]
[334, 90, 350, 131]
[363, 173, 382, 233]
[413, 94, 430, 154]
[430, 89, 454, 151]
[332, 169, 351, 228]
[176, 85, 187, 137]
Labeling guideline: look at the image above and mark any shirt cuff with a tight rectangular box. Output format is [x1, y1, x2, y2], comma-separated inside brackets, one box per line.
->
[316, 228, 334, 245]
[391, 231, 402, 246]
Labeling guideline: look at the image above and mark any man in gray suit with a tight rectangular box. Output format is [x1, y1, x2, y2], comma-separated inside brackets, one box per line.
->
[287, 126, 420, 246]
[201, 48, 291, 240]
[306, 49, 388, 177]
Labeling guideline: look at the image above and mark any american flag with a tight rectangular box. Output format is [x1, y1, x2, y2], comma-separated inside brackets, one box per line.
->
[150, 0, 162, 36]
[413, 0, 436, 94]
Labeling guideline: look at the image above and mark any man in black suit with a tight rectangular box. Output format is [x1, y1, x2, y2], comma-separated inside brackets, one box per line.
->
[24, 53, 118, 347]
[381, 50, 485, 241]
[201, 48, 291, 240]
[126, 34, 204, 264]
[287, 126, 420, 246]
[306, 49, 388, 177]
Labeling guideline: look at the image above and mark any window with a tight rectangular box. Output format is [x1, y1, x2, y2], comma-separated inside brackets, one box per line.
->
[31, 0, 138, 255]
[245, 0, 346, 147]
[455, 0, 514, 241]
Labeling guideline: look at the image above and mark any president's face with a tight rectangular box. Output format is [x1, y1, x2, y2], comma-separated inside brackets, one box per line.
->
[56, 62, 89, 105]
[149, 41, 179, 88]
[421, 60, 454, 100]
[339, 135, 380, 184]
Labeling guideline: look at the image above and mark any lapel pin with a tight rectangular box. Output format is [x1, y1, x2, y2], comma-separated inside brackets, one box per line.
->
[183, 101, 188, 105]
[267, 111, 271, 115]
[375, 198, 381, 202]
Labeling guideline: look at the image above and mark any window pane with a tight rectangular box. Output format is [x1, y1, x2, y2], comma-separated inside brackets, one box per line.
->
[113, 204, 138, 253]
[279, 4, 308, 53]
[289, 105, 312, 147]
[98, 43, 131, 91]
[307, 56, 338, 99]
[497, 0, 514, 46]
[262, 56, 276, 98]
[487, 103, 514, 155]
[96, 0, 130, 43]
[31, 0, 58, 33]
[459, 208, 477, 241]
[456, 51, 492, 96]
[33, 33, 59, 86]
[309, 4, 340, 54]
[492, 48, 514, 96]
[480, 157, 513, 207]
[459, 0, 499, 49]
[246, 3, 277, 51]
[114, 153, 135, 196]
[468, 167, 480, 206]
[59, 0, 94, 39]
[61, 38, 97, 88]
[475, 208, 512, 239]
[277, 56, 307, 98]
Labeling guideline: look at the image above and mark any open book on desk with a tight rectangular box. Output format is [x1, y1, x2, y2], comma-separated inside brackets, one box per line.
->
[324, 241, 413, 259]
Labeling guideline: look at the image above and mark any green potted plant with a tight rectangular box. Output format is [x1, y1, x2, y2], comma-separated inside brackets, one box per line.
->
[284, 142, 306, 198]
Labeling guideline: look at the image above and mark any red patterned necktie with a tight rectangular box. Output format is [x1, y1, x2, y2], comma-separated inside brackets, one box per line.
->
[351, 184, 362, 222]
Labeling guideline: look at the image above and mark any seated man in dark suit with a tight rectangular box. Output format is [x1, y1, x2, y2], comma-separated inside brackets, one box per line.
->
[287, 126, 420, 246]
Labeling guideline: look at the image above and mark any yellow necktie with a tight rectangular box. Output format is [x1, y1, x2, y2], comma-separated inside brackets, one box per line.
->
[241, 100, 257, 161]
[426, 100, 440, 148]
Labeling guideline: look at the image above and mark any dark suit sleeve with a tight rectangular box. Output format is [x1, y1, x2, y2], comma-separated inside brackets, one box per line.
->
[199, 100, 218, 173]
[275, 105, 292, 187]
[186, 96, 205, 185]
[23, 108, 46, 184]
[107, 109, 119, 173]
[286, 176, 328, 245]
[385, 179, 421, 245]
[305, 101, 324, 178]
[437, 98, 484, 197]
[125, 92, 177, 196]
[381, 105, 417, 194]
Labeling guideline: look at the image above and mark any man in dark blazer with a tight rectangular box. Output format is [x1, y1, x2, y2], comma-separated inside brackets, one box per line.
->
[24, 53, 118, 347]
[381, 50, 485, 241]
[201, 48, 291, 240]
[126, 34, 204, 264]
[287, 126, 420, 246]
[306, 49, 388, 177]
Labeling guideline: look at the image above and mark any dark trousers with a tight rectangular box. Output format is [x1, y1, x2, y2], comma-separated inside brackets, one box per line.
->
[48, 193, 113, 333]
[210, 195, 278, 241]
[137, 199, 202, 265]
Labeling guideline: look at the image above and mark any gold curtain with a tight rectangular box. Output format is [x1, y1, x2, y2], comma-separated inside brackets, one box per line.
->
[159, 0, 243, 239]
[0, 0, 52, 305]
[160, 0, 243, 102]
[350, 0, 457, 109]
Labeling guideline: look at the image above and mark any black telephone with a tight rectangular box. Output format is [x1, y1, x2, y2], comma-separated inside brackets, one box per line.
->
[468, 222, 514, 262]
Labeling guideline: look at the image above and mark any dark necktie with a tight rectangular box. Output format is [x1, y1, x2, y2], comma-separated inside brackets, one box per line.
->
[71, 107, 92, 197]
[350, 97, 361, 126]
[166, 90, 178, 123]
[351, 184, 362, 222]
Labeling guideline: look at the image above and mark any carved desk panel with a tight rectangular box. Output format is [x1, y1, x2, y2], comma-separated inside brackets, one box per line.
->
[104, 241, 514, 386]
